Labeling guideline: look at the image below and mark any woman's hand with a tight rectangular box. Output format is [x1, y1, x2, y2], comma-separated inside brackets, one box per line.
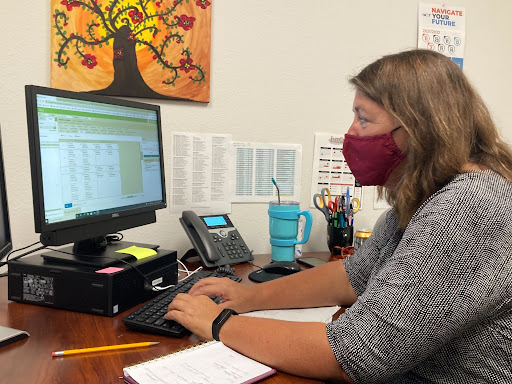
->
[188, 277, 257, 313]
[164, 277, 259, 339]
[164, 294, 222, 340]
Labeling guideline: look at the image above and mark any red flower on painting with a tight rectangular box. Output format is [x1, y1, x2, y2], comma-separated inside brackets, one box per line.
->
[114, 49, 124, 59]
[175, 15, 196, 31]
[179, 58, 196, 73]
[196, 0, 211, 9]
[128, 9, 144, 24]
[81, 54, 98, 69]
[60, 0, 80, 11]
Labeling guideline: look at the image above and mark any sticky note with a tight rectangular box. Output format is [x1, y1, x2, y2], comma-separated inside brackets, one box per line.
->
[115, 245, 157, 260]
[96, 266, 124, 274]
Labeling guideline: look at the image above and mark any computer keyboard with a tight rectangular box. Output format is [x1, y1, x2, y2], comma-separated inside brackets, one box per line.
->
[122, 270, 241, 338]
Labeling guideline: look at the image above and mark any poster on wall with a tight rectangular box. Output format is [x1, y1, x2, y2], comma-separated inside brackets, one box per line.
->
[50, 0, 212, 102]
[418, 3, 465, 69]
[310, 133, 362, 208]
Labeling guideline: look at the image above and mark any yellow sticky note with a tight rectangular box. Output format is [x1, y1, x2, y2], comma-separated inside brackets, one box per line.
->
[115, 245, 157, 260]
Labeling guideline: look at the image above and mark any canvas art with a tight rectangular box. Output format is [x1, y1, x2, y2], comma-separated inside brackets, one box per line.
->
[51, 0, 211, 102]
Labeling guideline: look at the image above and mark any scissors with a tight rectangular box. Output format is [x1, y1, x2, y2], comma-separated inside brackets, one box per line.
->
[328, 196, 342, 213]
[350, 197, 360, 214]
[313, 188, 333, 221]
[344, 197, 360, 227]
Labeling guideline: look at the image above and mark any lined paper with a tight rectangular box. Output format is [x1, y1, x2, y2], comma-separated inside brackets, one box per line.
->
[123, 341, 275, 384]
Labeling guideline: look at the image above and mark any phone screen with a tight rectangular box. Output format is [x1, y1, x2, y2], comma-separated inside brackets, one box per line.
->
[296, 257, 327, 268]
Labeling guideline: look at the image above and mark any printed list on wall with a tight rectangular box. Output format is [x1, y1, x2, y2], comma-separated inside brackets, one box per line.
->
[310, 133, 362, 208]
[170, 132, 233, 215]
[232, 142, 302, 203]
[170, 133, 303, 214]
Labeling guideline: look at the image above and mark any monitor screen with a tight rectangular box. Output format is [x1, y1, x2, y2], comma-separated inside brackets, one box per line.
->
[25, 85, 166, 255]
[0, 124, 13, 260]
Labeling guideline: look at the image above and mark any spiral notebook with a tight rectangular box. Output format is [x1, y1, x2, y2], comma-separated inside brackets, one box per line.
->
[122, 340, 276, 384]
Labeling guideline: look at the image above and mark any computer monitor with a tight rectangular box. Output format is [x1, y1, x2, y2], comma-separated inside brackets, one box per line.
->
[25, 85, 166, 266]
[0, 124, 13, 261]
[0, 125, 30, 346]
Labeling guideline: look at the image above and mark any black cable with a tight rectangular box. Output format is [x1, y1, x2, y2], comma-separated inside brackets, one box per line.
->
[0, 238, 159, 287]
[0, 232, 162, 288]
[105, 233, 123, 243]
[0, 241, 45, 270]
[8, 245, 47, 262]
[49, 246, 199, 292]
[247, 249, 263, 269]
[2, 240, 41, 262]
[45, 246, 159, 290]
[249, 261, 263, 270]
[215, 265, 235, 275]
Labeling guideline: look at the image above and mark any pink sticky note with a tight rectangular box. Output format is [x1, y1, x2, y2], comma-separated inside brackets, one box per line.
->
[96, 267, 124, 274]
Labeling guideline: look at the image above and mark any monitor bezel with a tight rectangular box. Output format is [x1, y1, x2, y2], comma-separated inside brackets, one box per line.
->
[25, 85, 167, 238]
[0, 124, 13, 259]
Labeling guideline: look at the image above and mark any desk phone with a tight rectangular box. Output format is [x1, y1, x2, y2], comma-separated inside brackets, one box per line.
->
[180, 211, 253, 268]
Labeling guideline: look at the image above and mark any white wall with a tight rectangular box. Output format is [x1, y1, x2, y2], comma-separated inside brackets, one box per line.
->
[1, 1, 511, 262]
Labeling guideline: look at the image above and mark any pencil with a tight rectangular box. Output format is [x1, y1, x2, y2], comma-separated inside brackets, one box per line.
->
[52, 341, 159, 357]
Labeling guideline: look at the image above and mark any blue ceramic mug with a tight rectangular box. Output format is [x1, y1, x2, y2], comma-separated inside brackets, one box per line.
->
[268, 201, 312, 261]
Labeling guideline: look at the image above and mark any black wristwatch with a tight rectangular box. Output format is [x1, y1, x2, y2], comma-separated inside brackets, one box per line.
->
[212, 308, 237, 341]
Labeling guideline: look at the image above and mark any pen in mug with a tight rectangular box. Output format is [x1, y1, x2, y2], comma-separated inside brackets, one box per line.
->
[346, 186, 350, 210]
[52, 341, 159, 357]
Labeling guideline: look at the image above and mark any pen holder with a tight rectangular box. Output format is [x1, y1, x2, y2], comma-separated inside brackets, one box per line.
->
[327, 224, 353, 258]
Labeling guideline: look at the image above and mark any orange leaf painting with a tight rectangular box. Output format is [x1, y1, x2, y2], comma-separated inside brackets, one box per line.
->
[50, 0, 211, 102]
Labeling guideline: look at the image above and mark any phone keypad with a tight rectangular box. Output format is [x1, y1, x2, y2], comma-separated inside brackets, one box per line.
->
[210, 230, 250, 261]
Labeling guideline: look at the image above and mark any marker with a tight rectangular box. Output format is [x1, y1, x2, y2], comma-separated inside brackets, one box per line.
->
[52, 341, 159, 357]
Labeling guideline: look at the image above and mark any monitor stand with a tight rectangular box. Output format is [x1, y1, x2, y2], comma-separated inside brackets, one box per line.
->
[41, 241, 160, 268]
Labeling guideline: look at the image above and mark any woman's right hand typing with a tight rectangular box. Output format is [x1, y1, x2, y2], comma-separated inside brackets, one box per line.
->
[188, 277, 258, 314]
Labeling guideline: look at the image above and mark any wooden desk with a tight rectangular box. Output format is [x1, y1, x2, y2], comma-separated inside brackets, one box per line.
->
[0, 253, 332, 384]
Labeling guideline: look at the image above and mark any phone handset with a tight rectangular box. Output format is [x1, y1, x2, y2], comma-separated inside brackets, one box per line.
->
[180, 211, 221, 268]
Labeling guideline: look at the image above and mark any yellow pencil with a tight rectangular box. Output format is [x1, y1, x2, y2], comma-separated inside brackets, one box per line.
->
[52, 341, 159, 357]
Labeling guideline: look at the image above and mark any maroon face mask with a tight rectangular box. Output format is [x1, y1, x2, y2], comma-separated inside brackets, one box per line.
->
[342, 131, 405, 186]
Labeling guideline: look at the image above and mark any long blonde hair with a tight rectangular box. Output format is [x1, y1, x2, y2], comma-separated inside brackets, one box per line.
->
[350, 49, 512, 230]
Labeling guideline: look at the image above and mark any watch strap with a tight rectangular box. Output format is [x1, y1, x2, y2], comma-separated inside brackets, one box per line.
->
[212, 308, 237, 341]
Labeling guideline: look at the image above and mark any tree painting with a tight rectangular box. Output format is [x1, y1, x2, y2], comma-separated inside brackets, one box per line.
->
[51, 0, 211, 102]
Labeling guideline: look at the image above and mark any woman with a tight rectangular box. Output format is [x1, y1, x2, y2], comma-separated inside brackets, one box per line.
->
[165, 50, 512, 383]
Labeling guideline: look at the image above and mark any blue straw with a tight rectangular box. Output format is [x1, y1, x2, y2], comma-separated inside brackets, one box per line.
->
[271, 177, 281, 204]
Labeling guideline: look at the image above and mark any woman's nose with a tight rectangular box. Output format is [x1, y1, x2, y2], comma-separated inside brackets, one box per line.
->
[346, 121, 358, 136]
